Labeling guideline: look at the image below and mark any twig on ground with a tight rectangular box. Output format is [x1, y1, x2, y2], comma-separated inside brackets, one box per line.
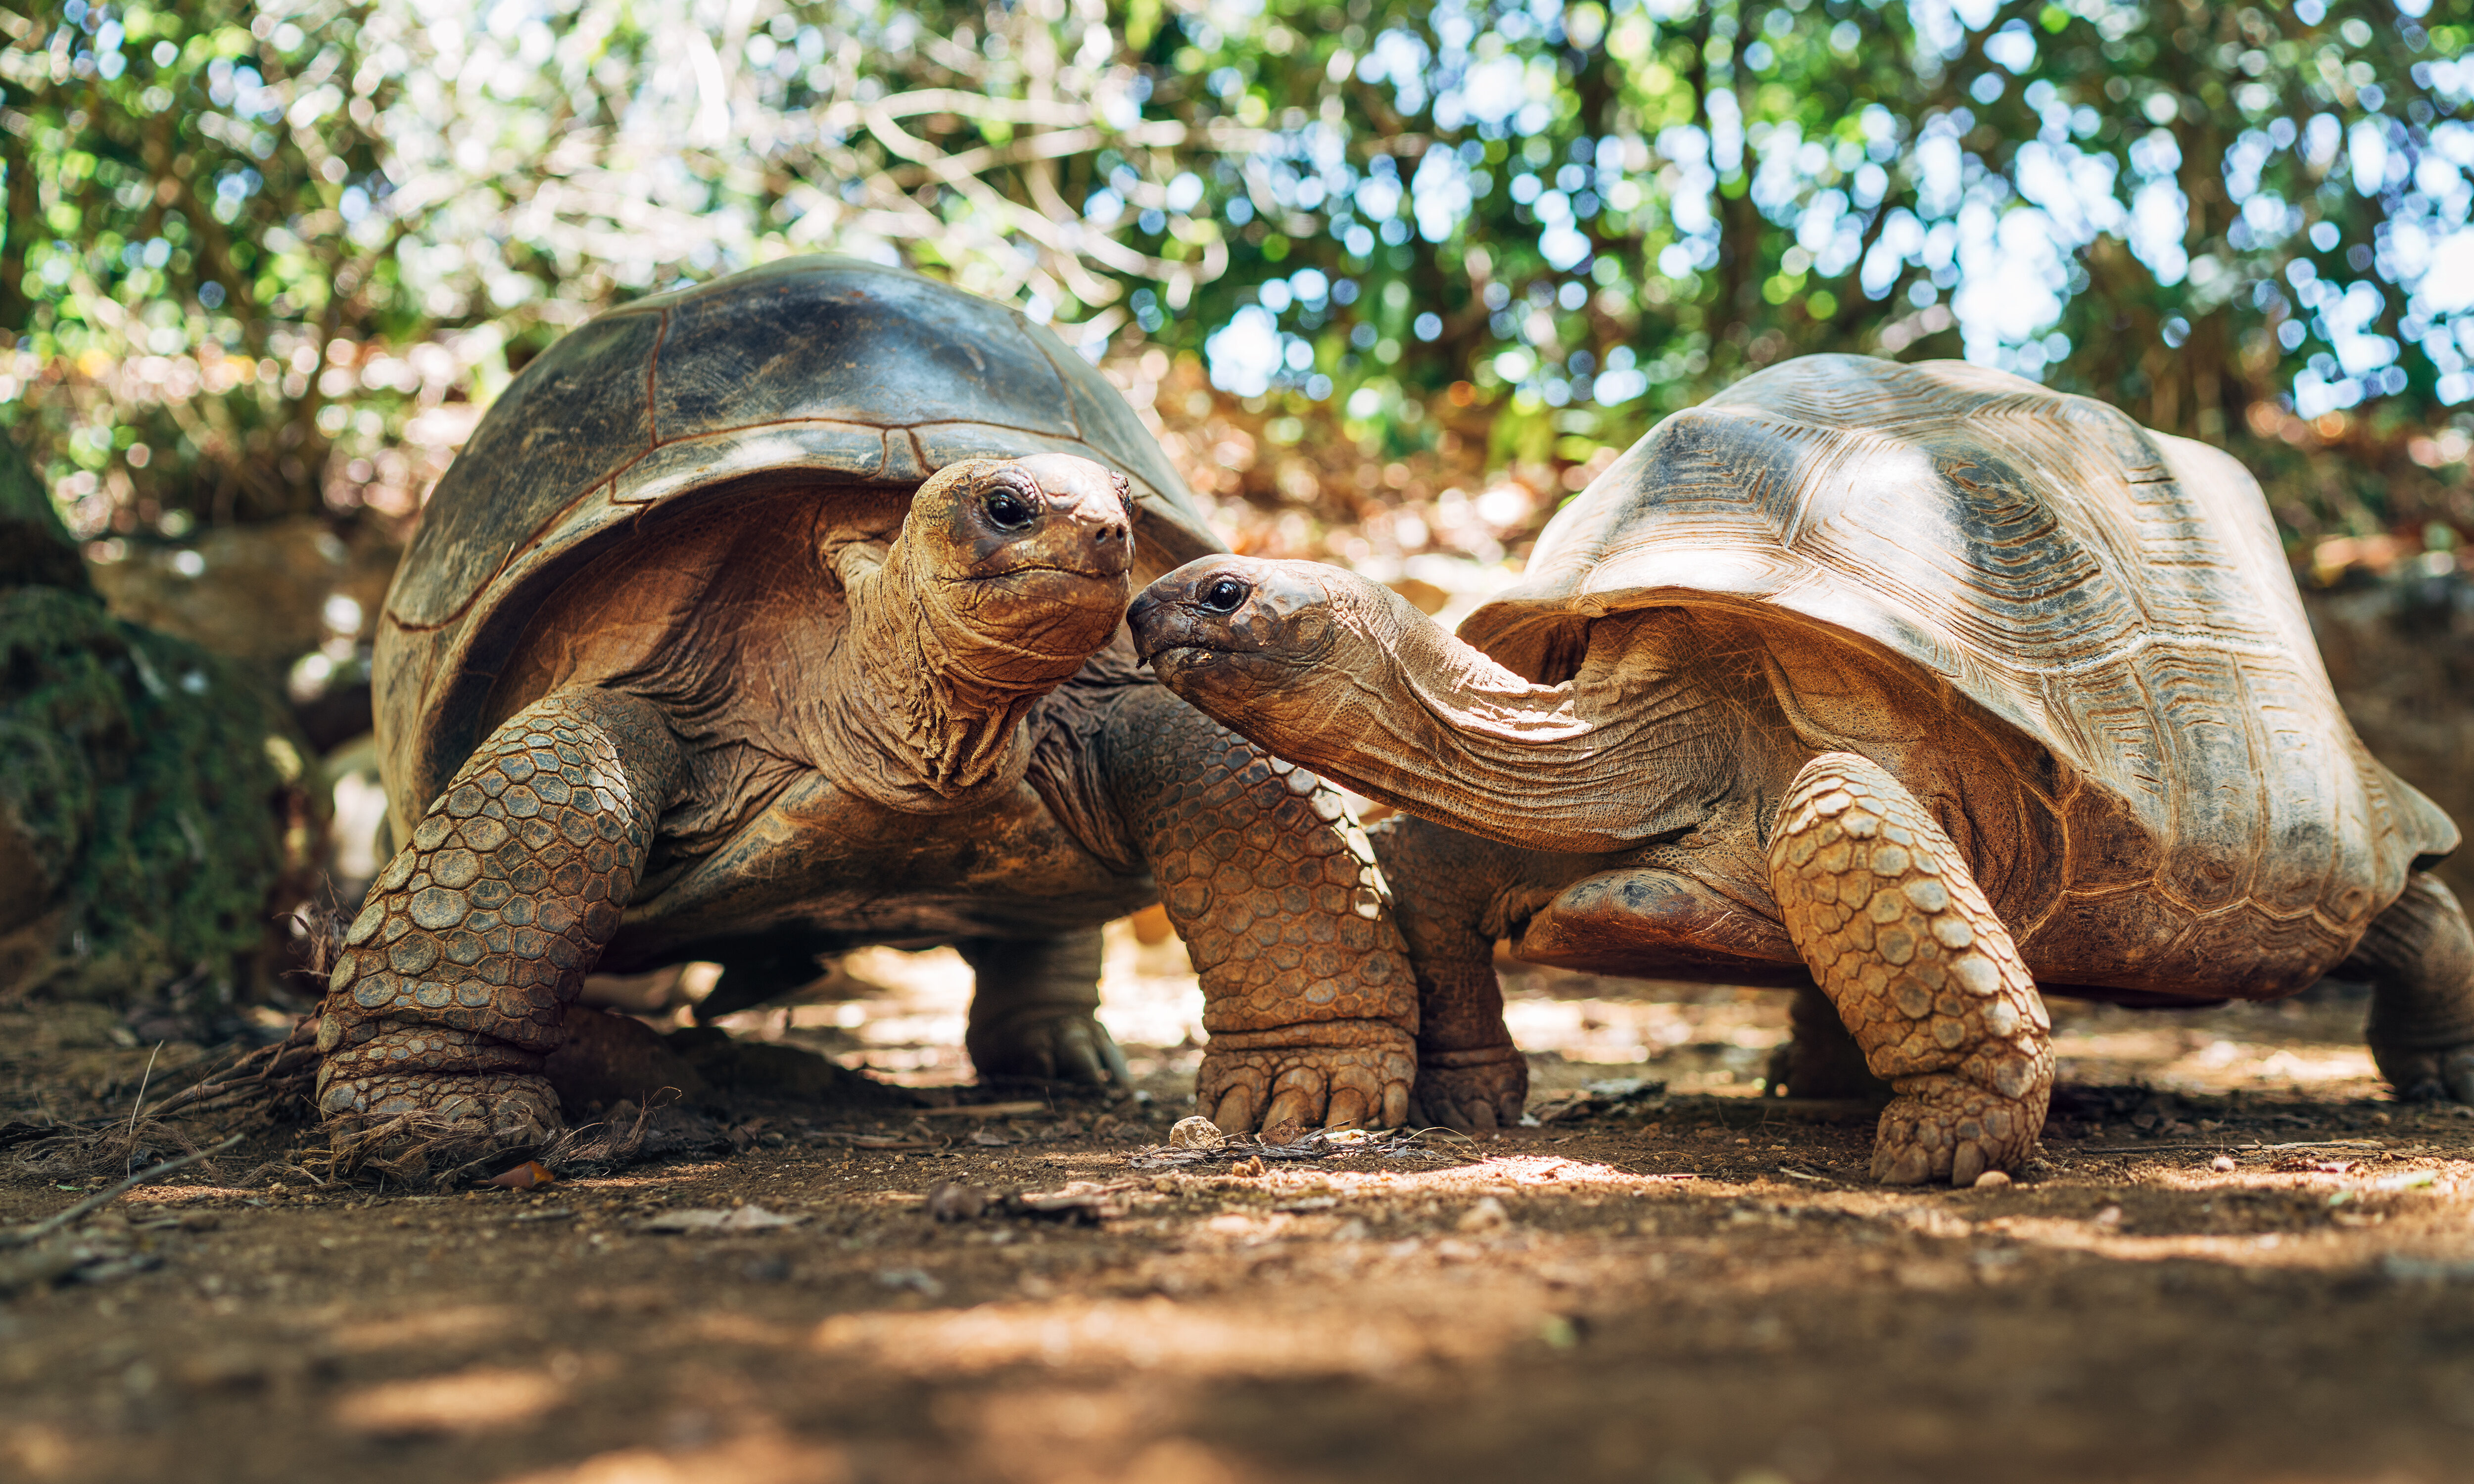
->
[1, 1133, 246, 1248]
[125, 1040, 163, 1176]
[2069, 1138, 2396, 1155]
[913, 1102, 1050, 1119]
[1128, 1126, 1462, 1171]
[142, 1017, 320, 1121]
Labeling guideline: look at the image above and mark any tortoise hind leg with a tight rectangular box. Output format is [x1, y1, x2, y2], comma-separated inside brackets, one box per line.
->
[1766, 753, 2052, 1185]
[315, 688, 682, 1166]
[1765, 980, 1894, 1101]
[1367, 814, 1528, 1133]
[2352, 873, 2474, 1104]
[959, 929, 1130, 1085]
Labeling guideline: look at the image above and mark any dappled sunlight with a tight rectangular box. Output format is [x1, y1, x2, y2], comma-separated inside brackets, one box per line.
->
[332, 1364, 568, 1436]
[499, 1433, 850, 1484]
[813, 1296, 1443, 1380]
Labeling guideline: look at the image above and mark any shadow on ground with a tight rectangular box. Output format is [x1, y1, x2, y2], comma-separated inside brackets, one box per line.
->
[4, 962, 2473, 1484]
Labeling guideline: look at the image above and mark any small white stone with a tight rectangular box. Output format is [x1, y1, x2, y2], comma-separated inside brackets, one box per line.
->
[2211, 1155, 2237, 1173]
[1971, 1169, 2012, 1190]
[1168, 1116, 1224, 1149]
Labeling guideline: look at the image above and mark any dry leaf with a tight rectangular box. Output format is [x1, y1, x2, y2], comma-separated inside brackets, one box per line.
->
[485, 1161, 556, 1190]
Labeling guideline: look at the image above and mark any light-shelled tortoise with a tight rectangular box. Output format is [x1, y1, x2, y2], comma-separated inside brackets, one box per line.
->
[1131, 354, 2474, 1184]
[320, 257, 1417, 1160]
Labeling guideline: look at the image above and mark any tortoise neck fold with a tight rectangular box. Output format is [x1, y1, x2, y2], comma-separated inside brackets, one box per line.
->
[807, 535, 1094, 812]
[1250, 594, 1727, 856]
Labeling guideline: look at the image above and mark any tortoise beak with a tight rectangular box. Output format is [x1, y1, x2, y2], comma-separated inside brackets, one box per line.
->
[1126, 588, 1172, 665]
[1128, 571, 1222, 667]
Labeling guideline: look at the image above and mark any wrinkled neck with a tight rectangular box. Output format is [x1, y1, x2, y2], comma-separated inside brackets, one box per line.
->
[808, 539, 1088, 811]
[1258, 602, 1724, 855]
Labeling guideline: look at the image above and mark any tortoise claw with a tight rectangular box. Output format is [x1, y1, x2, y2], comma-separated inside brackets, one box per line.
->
[1412, 1044, 1527, 1135]
[1213, 1085, 1257, 1133]
[2371, 1043, 2474, 1105]
[968, 1010, 1129, 1087]
[1197, 1037, 1415, 1134]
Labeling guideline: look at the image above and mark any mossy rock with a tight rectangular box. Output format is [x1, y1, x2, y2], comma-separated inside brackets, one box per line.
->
[0, 435, 321, 1013]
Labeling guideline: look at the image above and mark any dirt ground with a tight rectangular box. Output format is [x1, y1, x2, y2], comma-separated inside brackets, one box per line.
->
[6, 935, 2474, 1484]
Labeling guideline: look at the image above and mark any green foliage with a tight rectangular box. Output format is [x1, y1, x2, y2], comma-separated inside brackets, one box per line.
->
[1, 0, 2469, 546]
[1166, 0, 2474, 540]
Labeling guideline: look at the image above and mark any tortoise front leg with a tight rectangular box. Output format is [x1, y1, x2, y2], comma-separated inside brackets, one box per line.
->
[959, 929, 1130, 1085]
[2352, 873, 2474, 1104]
[1766, 753, 2052, 1186]
[316, 688, 682, 1162]
[1107, 688, 1415, 1133]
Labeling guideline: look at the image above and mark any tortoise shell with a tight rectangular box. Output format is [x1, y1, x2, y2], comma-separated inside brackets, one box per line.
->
[1462, 354, 2456, 986]
[375, 257, 1215, 822]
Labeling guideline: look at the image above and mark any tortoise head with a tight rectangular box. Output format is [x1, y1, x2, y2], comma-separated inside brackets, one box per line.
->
[1129, 555, 1436, 780]
[883, 453, 1138, 687]
[1126, 556, 1352, 703]
[1133, 556, 1653, 854]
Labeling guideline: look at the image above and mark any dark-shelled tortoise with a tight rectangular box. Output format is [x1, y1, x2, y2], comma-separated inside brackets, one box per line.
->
[1131, 354, 2474, 1184]
[322, 257, 1417, 1160]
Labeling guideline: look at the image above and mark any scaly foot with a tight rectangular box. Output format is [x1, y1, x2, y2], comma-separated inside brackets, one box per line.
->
[1766, 984, 1892, 1100]
[1870, 1072, 2041, 1186]
[966, 1007, 1131, 1085]
[1197, 1027, 1414, 1133]
[314, 1030, 563, 1177]
[1767, 753, 2052, 1186]
[2369, 1040, 2474, 1104]
[1410, 1043, 1527, 1132]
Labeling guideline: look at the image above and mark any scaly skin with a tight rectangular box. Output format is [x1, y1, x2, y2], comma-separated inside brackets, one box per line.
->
[2356, 873, 2474, 1103]
[1364, 813, 1531, 1131]
[1766, 752, 2052, 1186]
[315, 688, 681, 1152]
[958, 929, 1129, 1084]
[1108, 684, 1417, 1133]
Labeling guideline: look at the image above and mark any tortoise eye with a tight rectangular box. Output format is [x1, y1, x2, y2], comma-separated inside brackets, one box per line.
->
[983, 488, 1036, 530]
[1198, 577, 1250, 614]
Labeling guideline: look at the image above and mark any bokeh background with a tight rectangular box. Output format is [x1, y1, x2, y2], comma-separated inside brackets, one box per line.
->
[2, 0, 2472, 1016]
